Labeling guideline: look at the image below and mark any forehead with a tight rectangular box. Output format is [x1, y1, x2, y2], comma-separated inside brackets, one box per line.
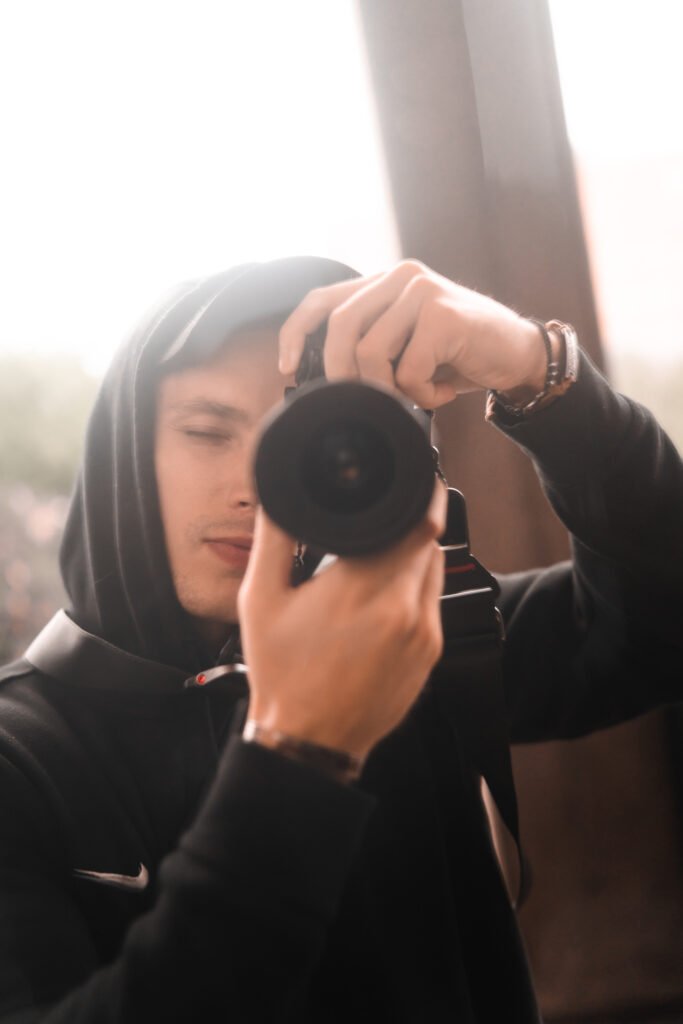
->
[157, 325, 284, 411]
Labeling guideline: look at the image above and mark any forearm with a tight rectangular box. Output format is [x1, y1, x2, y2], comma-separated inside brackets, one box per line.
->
[492, 351, 683, 741]
[2, 739, 373, 1023]
[493, 350, 682, 597]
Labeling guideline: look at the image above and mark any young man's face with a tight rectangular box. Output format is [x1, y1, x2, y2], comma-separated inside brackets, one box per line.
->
[154, 326, 291, 644]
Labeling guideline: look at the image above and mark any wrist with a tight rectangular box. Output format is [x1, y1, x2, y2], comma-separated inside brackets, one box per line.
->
[242, 720, 365, 785]
[489, 319, 578, 420]
[247, 699, 371, 760]
[501, 319, 557, 402]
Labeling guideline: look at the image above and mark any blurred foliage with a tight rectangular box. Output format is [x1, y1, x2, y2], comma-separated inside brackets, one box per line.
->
[0, 485, 70, 663]
[0, 354, 98, 662]
[0, 354, 98, 495]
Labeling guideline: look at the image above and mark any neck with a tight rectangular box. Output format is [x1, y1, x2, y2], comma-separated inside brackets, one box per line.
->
[192, 616, 237, 663]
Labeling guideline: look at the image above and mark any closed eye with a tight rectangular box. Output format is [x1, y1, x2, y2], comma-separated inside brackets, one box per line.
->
[182, 429, 235, 445]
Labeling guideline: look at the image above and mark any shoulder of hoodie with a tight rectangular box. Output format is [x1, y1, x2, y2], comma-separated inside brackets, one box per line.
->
[0, 655, 49, 713]
[0, 655, 67, 745]
[0, 654, 82, 772]
[0, 654, 114, 860]
[0, 655, 35, 687]
[0, 657, 74, 848]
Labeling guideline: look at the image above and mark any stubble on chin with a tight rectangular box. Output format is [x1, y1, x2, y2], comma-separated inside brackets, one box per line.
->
[168, 519, 253, 628]
[171, 565, 242, 628]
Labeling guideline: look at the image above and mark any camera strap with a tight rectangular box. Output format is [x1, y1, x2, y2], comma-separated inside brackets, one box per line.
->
[431, 489, 521, 893]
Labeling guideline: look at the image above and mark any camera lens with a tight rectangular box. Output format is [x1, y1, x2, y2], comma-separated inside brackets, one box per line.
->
[254, 379, 435, 556]
[302, 420, 394, 513]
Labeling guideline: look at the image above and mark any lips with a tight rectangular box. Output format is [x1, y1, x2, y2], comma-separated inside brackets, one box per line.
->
[204, 536, 253, 570]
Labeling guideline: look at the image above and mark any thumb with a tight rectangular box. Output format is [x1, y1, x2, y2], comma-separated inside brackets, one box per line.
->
[241, 508, 298, 604]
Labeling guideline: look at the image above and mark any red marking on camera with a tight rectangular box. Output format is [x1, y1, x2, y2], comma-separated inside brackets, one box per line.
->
[445, 562, 476, 575]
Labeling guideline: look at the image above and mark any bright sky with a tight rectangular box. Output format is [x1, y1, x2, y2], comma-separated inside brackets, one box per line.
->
[549, 0, 683, 365]
[0, 1, 399, 372]
[2, 1, 682, 371]
[549, 0, 683, 160]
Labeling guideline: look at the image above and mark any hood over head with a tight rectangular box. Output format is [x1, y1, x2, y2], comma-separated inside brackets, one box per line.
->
[59, 256, 359, 672]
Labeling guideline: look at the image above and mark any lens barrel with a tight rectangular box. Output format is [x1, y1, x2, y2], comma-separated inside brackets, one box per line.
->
[254, 379, 435, 556]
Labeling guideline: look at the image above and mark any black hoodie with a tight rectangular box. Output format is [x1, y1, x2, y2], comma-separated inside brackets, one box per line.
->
[59, 256, 359, 671]
[0, 259, 681, 1022]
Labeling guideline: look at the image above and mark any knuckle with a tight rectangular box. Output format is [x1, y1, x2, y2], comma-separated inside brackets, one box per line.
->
[298, 288, 329, 319]
[355, 342, 383, 374]
[325, 306, 352, 337]
[397, 258, 426, 278]
[393, 358, 415, 390]
[424, 511, 443, 540]
[378, 597, 414, 637]
[326, 306, 344, 329]
[405, 272, 436, 300]
[304, 286, 326, 307]
[395, 599, 419, 637]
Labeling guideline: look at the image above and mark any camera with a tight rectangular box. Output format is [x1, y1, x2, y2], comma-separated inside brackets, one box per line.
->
[252, 317, 516, 851]
[253, 324, 437, 556]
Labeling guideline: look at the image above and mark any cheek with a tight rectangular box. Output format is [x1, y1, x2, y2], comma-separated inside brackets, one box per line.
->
[156, 445, 232, 560]
[155, 447, 202, 545]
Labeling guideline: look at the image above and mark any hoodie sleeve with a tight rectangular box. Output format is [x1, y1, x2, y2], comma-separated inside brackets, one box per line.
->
[490, 351, 683, 742]
[0, 736, 374, 1023]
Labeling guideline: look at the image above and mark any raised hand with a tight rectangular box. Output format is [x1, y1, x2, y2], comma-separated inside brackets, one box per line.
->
[279, 259, 547, 409]
[238, 481, 447, 762]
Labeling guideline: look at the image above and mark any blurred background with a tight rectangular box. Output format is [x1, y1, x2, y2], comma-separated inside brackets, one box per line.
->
[1, 1, 681, 1020]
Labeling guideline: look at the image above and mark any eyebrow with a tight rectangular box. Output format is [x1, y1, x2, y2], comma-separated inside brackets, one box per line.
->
[167, 399, 251, 424]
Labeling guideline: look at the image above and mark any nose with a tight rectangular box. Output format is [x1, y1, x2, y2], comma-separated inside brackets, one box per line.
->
[227, 437, 259, 511]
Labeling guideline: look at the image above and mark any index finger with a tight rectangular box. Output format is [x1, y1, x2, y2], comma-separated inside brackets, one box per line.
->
[279, 275, 381, 374]
[240, 508, 298, 607]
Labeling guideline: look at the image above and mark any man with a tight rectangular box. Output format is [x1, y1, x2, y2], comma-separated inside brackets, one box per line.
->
[0, 256, 680, 1022]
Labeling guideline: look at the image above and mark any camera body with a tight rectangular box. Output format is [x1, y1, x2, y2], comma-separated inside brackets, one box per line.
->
[253, 325, 437, 556]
